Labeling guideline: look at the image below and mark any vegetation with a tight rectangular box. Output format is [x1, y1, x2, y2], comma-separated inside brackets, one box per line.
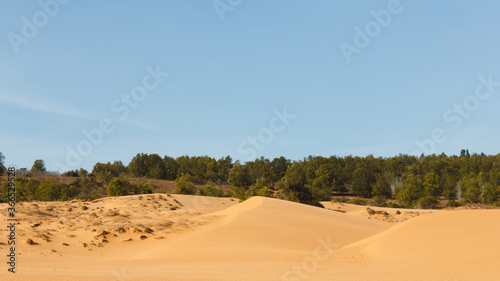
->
[1, 150, 500, 209]
[0, 152, 5, 175]
[0, 175, 105, 202]
[175, 174, 197, 195]
[107, 176, 153, 196]
[200, 182, 225, 197]
[31, 159, 47, 172]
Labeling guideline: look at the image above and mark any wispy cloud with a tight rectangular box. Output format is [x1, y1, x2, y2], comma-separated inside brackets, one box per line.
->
[0, 91, 89, 119]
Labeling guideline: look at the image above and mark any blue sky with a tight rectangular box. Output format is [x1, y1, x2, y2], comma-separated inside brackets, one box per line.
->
[1, 0, 499, 172]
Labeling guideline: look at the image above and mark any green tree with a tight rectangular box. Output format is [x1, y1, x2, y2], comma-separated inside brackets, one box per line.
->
[0, 152, 5, 175]
[92, 161, 125, 178]
[308, 164, 335, 202]
[98, 170, 114, 184]
[228, 163, 251, 188]
[480, 183, 498, 204]
[371, 174, 392, 198]
[127, 153, 149, 177]
[396, 174, 424, 208]
[191, 156, 213, 183]
[351, 166, 372, 197]
[205, 159, 220, 184]
[32, 159, 46, 172]
[462, 173, 481, 203]
[142, 154, 166, 179]
[271, 156, 291, 182]
[216, 156, 233, 184]
[163, 156, 179, 180]
[78, 168, 88, 177]
[282, 163, 312, 204]
[423, 171, 440, 197]
[176, 155, 192, 178]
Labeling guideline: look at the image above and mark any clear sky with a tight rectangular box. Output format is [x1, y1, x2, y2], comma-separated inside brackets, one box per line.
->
[1, 0, 499, 172]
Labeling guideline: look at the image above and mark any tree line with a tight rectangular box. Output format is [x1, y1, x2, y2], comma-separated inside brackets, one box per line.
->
[1, 150, 500, 208]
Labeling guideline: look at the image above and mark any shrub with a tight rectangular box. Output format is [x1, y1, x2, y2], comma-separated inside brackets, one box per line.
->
[133, 182, 154, 195]
[347, 198, 368, 205]
[107, 176, 132, 196]
[63, 170, 79, 177]
[98, 171, 114, 184]
[175, 174, 197, 195]
[371, 196, 387, 206]
[60, 184, 80, 200]
[200, 184, 225, 197]
[378, 201, 403, 208]
[256, 186, 270, 197]
[332, 197, 348, 203]
[90, 190, 102, 200]
[35, 178, 65, 201]
[78, 168, 89, 177]
[446, 200, 462, 208]
[415, 195, 439, 209]
[231, 186, 249, 201]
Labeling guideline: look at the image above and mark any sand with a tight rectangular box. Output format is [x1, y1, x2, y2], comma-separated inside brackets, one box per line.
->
[1, 194, 499, 280]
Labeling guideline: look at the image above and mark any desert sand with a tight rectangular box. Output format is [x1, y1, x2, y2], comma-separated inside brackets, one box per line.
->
[1, 194, 499, 280]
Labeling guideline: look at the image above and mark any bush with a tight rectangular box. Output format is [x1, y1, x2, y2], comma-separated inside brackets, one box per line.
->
[175, 174, 197, 195]
[347, 198, 368, 205]
[200, 184, 225, 197]
[78, 168, 89, 177]
[63, 170, 79, 177]
[107, 176, 132, 196]
[35, 178, 65, 201]
[372, 196, 387, 206]
[446, 200, 462, 208]
[231, 186, 249, 201]
[98, 171, 114, 184]
[133, 182, 154, 195]
[332, 197, 348, 203]
[60, 183, 80, 200]
[256, 186, 270, 197]
[415, 195, 439, 209]
[378, 201, 403, 208]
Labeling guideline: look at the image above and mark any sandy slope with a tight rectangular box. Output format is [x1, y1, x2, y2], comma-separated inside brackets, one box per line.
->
[1, 195, 499, 280]
[320, 201, 439, 223]
[315, 210, 500, 281]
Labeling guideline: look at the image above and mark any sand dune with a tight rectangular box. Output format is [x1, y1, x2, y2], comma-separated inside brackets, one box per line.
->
[331, 210, 500, 280]
[131, 196, 391, 261]
[1, 195, 499, 280]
